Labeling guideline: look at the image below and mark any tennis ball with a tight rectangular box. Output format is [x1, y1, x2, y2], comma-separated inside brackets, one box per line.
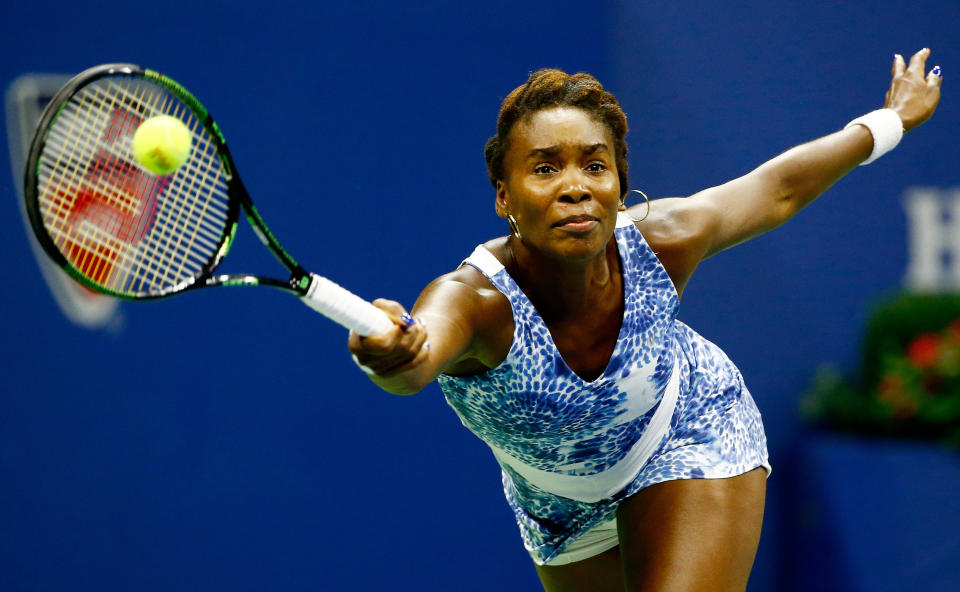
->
[132, 115, 192, 175]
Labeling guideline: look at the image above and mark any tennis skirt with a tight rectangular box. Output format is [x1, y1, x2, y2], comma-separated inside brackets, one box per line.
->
[502, 321, 771, 566]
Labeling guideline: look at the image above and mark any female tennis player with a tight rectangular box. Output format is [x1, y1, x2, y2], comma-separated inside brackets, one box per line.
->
[348, 49, 941, 591]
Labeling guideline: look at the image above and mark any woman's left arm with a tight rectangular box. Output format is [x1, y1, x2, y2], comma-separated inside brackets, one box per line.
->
[648, 48, 941, 265]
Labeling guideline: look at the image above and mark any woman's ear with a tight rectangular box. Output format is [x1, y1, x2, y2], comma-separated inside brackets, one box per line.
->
[494, 180, 509, 219]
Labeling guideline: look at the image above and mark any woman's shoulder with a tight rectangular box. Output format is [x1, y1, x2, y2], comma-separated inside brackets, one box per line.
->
[626, 198, 717, 297]
[418, 239, 515, 373]
[432, 236, 510, 296]
[627, 198, 712, 250]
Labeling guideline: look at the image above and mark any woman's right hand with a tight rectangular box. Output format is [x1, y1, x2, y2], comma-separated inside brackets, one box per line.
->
[348, 298, 430, 378]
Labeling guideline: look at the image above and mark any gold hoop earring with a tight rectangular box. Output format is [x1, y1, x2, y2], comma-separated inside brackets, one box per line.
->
[507, 214, 522, 240]
[625, 189, 651, 222]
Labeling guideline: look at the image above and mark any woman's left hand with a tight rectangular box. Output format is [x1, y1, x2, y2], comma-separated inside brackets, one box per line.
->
[886, 48, 942, 132]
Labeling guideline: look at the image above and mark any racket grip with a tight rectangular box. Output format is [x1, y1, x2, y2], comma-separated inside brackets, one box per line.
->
[301, 273, 394, 336]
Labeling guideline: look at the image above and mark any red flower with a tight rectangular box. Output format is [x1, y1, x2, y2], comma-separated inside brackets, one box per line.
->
[907, 333, 940, 369]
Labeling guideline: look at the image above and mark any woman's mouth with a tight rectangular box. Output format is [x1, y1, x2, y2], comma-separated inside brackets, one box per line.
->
[553, 215, 599, 231]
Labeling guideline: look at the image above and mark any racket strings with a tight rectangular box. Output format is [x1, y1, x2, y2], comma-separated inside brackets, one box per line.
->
[85, 80, 228, 292]
[159, 98, 225, 290]
[36, 76, 231, 296]
[44, 83, 172, 288]
[41, 79, 176, 289]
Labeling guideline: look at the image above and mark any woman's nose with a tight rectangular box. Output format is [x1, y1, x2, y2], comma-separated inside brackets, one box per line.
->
[558, 172, 591, 203]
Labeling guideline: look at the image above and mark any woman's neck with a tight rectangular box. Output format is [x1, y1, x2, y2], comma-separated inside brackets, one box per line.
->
[506, 235, 621, 322]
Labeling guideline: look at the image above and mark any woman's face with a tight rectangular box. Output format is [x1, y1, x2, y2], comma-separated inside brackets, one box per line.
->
[497, 106, 621, 262]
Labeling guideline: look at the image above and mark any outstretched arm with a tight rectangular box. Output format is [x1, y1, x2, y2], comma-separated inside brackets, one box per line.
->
[633, 49, 942, 294]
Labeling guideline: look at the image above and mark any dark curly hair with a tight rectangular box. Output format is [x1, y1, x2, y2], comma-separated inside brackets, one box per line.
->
[484, 69, 629, 197]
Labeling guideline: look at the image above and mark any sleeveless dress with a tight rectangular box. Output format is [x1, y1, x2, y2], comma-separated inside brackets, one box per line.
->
[437, 212, 769, 565]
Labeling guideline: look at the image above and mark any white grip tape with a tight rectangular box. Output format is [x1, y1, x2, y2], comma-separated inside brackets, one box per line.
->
[301, 274, 393, 336]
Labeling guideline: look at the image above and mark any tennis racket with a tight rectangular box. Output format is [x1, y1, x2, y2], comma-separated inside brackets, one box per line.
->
[23, 63, 393, 337]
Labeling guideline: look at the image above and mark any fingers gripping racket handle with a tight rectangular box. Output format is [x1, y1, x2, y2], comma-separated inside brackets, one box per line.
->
[301, 274, 393, 336]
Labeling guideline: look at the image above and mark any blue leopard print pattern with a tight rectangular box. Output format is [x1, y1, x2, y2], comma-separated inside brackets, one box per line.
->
[437, 218, 769, 564]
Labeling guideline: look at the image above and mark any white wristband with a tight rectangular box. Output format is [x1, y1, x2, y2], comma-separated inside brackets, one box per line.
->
[844, 108, 904, 165]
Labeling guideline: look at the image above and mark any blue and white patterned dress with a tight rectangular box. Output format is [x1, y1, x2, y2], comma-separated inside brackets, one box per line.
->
[437, 212, 769, 565]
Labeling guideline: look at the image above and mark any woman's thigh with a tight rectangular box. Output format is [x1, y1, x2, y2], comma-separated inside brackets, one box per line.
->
[535, 545, 623, 592]
[616, 467, 767, 592]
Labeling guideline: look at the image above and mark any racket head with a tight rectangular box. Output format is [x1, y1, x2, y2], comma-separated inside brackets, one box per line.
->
[24, 63, 242, 299]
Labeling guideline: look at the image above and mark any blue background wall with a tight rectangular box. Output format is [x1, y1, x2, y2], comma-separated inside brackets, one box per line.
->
[1, 2, 956, 590]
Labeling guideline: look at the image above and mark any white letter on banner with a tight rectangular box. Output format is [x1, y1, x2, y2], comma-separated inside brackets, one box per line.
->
[902, 187, 960, 292]
[950, 189, 960, 290]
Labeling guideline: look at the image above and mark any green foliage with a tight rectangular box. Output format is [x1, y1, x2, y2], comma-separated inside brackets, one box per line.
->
[803, 292, 960, 445]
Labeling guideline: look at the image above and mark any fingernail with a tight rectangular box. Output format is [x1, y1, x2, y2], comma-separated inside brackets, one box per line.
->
[400, 313, 415, 327]
[933, 65, 942, 76]
[425, 341, 431, 351]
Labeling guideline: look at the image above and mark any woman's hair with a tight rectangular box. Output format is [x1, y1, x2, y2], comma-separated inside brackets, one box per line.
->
[484, 69, 629, 197]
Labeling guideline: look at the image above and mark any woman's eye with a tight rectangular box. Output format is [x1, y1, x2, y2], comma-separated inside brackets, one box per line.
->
[534, 164, 557, 174]
[586, 162, 607, 172]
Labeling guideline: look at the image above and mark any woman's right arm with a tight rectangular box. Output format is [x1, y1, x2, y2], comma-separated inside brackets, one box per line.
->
[347, 267, 508, 395]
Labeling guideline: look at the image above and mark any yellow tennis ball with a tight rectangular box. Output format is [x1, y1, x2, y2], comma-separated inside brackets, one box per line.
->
[132, 115, 192, 175]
